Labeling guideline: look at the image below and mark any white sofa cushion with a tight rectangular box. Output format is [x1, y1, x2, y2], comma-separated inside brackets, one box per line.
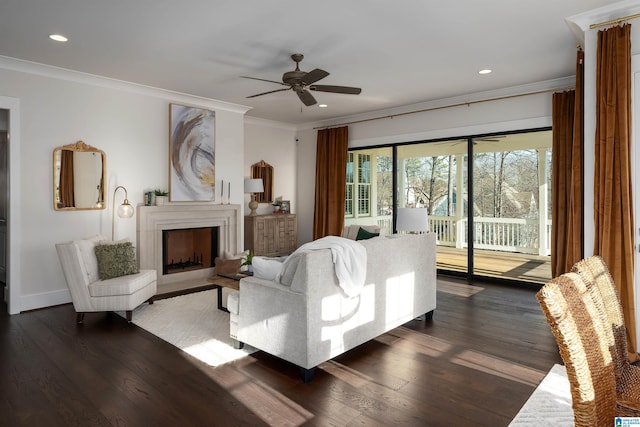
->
[227, 291, 239, 315]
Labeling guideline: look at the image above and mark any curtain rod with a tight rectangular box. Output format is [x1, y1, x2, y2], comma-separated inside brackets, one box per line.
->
[589, 12, 640, 29]
[314, 86, 574, 130]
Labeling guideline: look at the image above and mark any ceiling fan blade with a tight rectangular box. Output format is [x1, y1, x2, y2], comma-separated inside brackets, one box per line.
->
[301, 68, 329, 85]
[310, 85, 362, 95]
[246, 88, 291, 98]
[297, 89, 317, 106]
[241, 76, 287, 86]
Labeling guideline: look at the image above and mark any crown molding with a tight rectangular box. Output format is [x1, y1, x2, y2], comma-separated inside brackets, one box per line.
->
[566, 0, 640, 44]
[0, 55, 252, 115]
[296, 76, 574, 132]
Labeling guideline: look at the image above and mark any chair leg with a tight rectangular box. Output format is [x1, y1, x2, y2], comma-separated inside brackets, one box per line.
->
[425, 310, 434, 321]
[148, 297, 154, 305]
[125, 310, 133, 323]
[300, 367, 315, 383]
[76, 312, 85, 324]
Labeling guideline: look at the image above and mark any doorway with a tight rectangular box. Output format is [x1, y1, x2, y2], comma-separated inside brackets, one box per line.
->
[0, 108, 7, 313]
[0, 96, 19, 315]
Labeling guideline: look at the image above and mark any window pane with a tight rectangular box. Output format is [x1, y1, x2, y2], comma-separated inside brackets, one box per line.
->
[358, 184, 370, 215]
[346, 153, 354, 184]
[345, 184, 353, 217]
[344, 147, 392, 233]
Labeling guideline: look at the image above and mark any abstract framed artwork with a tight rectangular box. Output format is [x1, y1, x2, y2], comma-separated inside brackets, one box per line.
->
[169, 103, 216, 202]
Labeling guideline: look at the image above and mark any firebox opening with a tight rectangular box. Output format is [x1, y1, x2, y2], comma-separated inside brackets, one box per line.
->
[162, 227, 219, 275]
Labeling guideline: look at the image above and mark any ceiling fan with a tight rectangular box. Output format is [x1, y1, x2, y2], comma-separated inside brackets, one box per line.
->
[242, 53, 362, 106]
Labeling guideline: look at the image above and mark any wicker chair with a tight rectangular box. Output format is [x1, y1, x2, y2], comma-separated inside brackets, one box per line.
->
[572, 256, 640, 404]
[537, 272, 640, 426]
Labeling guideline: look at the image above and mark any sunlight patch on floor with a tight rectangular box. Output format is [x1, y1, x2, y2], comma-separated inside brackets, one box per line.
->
[205, 362, 314, 426]
[451, 349, 545, 387]
[392, 327, 454, 357]
[321, 360, 373, 387]
[437, 280, 485, 297]
[183, 338, 250, 367]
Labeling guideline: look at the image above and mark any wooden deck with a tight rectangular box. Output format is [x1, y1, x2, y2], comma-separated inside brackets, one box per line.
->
[437, 246, 552, 285]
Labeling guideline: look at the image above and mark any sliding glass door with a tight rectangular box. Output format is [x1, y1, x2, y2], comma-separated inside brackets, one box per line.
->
[396, 140, 468, 275]
[471, 132, 552, 283]
[345, 128, 552, 285]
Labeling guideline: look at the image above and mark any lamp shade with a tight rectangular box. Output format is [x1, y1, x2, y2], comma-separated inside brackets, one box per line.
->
[118, 201, 134, 218]
[244, 178, 264, 193]
[396, 208, 429, 233]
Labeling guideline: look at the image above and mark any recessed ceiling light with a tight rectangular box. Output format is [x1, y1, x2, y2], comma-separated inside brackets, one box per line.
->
[319, 104, 328, 108]
[478, 69, 492, 75]
[49, 34, 68, 42]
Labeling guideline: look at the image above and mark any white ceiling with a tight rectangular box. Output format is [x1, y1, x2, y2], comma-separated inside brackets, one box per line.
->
[0, 0, 622, 125]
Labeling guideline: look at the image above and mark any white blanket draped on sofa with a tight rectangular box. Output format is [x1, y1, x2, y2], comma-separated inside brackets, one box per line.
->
[276, 236, 367, 297]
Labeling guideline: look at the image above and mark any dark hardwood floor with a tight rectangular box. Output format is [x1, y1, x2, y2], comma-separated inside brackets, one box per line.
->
[0, 277, 561, 426]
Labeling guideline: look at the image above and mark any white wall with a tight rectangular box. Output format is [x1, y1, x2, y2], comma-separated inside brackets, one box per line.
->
[294, 84, 559, 246]
[0, 57, 249, 313]
[244, 117, 297, 216]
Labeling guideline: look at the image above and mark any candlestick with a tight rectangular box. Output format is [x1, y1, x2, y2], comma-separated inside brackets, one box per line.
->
[221, 179, 224, 204]
[228, 182, 231, 204]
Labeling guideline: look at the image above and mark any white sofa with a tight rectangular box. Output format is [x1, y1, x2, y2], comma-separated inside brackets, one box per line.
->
[228, 233, 436, 381]
[56, 235, 157, 323]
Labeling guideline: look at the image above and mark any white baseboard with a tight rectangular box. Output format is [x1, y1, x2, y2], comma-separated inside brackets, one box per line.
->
[18, 288, 71, 313]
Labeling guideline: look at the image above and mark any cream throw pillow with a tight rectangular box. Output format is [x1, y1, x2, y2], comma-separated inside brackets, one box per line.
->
[252, 256, 287, 281]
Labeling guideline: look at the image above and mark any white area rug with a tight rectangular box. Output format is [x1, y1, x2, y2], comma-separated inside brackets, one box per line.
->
[127, 289, 255, 367]
[509, 364, 573, 426]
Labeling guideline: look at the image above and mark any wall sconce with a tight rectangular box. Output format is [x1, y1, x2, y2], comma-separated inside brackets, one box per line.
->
[244, 178, 264, 216]
[112, 185, 134, 240]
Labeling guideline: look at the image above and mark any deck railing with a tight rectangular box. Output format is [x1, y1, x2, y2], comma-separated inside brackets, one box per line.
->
[346, 215, 551, 256]
[431, 216, 551, 256]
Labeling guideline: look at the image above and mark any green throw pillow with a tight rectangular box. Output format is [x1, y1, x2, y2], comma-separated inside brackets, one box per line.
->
[94, 242, 139, 280]
[356, 227, 379, 241]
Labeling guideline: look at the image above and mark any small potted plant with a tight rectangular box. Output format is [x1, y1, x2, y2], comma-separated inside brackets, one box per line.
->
[272, 199, 282, 213]
[241, 250, 255, 273]
[154, 189, 169, 205]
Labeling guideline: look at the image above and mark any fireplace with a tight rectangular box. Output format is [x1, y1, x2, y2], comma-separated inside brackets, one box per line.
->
[137, 204, 240, 293]
[162, 227, 219, 275]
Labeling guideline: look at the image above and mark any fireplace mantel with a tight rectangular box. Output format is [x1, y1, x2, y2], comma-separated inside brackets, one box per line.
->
[137, 204, 241, 293]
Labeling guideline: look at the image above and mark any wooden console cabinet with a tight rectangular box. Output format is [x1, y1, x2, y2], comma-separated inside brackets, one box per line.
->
[244, 214, 297, 256]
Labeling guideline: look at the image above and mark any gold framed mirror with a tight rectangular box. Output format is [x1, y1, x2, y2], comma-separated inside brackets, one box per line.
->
[251, 160, 273, 203]
[53, 141, 106, 210]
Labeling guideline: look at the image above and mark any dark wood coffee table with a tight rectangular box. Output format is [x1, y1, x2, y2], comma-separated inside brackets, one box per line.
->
[208, 273, 249, 312]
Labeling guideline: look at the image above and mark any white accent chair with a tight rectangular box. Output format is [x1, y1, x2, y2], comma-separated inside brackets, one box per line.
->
[56, 235, 157, 323]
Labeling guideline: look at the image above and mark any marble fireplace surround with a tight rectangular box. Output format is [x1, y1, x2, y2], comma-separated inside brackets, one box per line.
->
[137, 204, 241, 293]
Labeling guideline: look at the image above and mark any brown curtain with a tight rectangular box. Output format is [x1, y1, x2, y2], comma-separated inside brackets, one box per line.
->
[551, 49, 584, 277]
[594, 24, 637, 360]
[59, 150, 75, 208]
[313, 126, 348, 239]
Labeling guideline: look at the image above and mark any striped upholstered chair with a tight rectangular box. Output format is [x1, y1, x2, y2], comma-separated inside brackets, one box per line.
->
[537, 272, 640, 426]
[56, 235, 157, 323]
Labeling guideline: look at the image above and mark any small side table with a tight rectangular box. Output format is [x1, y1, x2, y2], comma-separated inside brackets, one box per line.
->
[208, 273, 247, 312]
